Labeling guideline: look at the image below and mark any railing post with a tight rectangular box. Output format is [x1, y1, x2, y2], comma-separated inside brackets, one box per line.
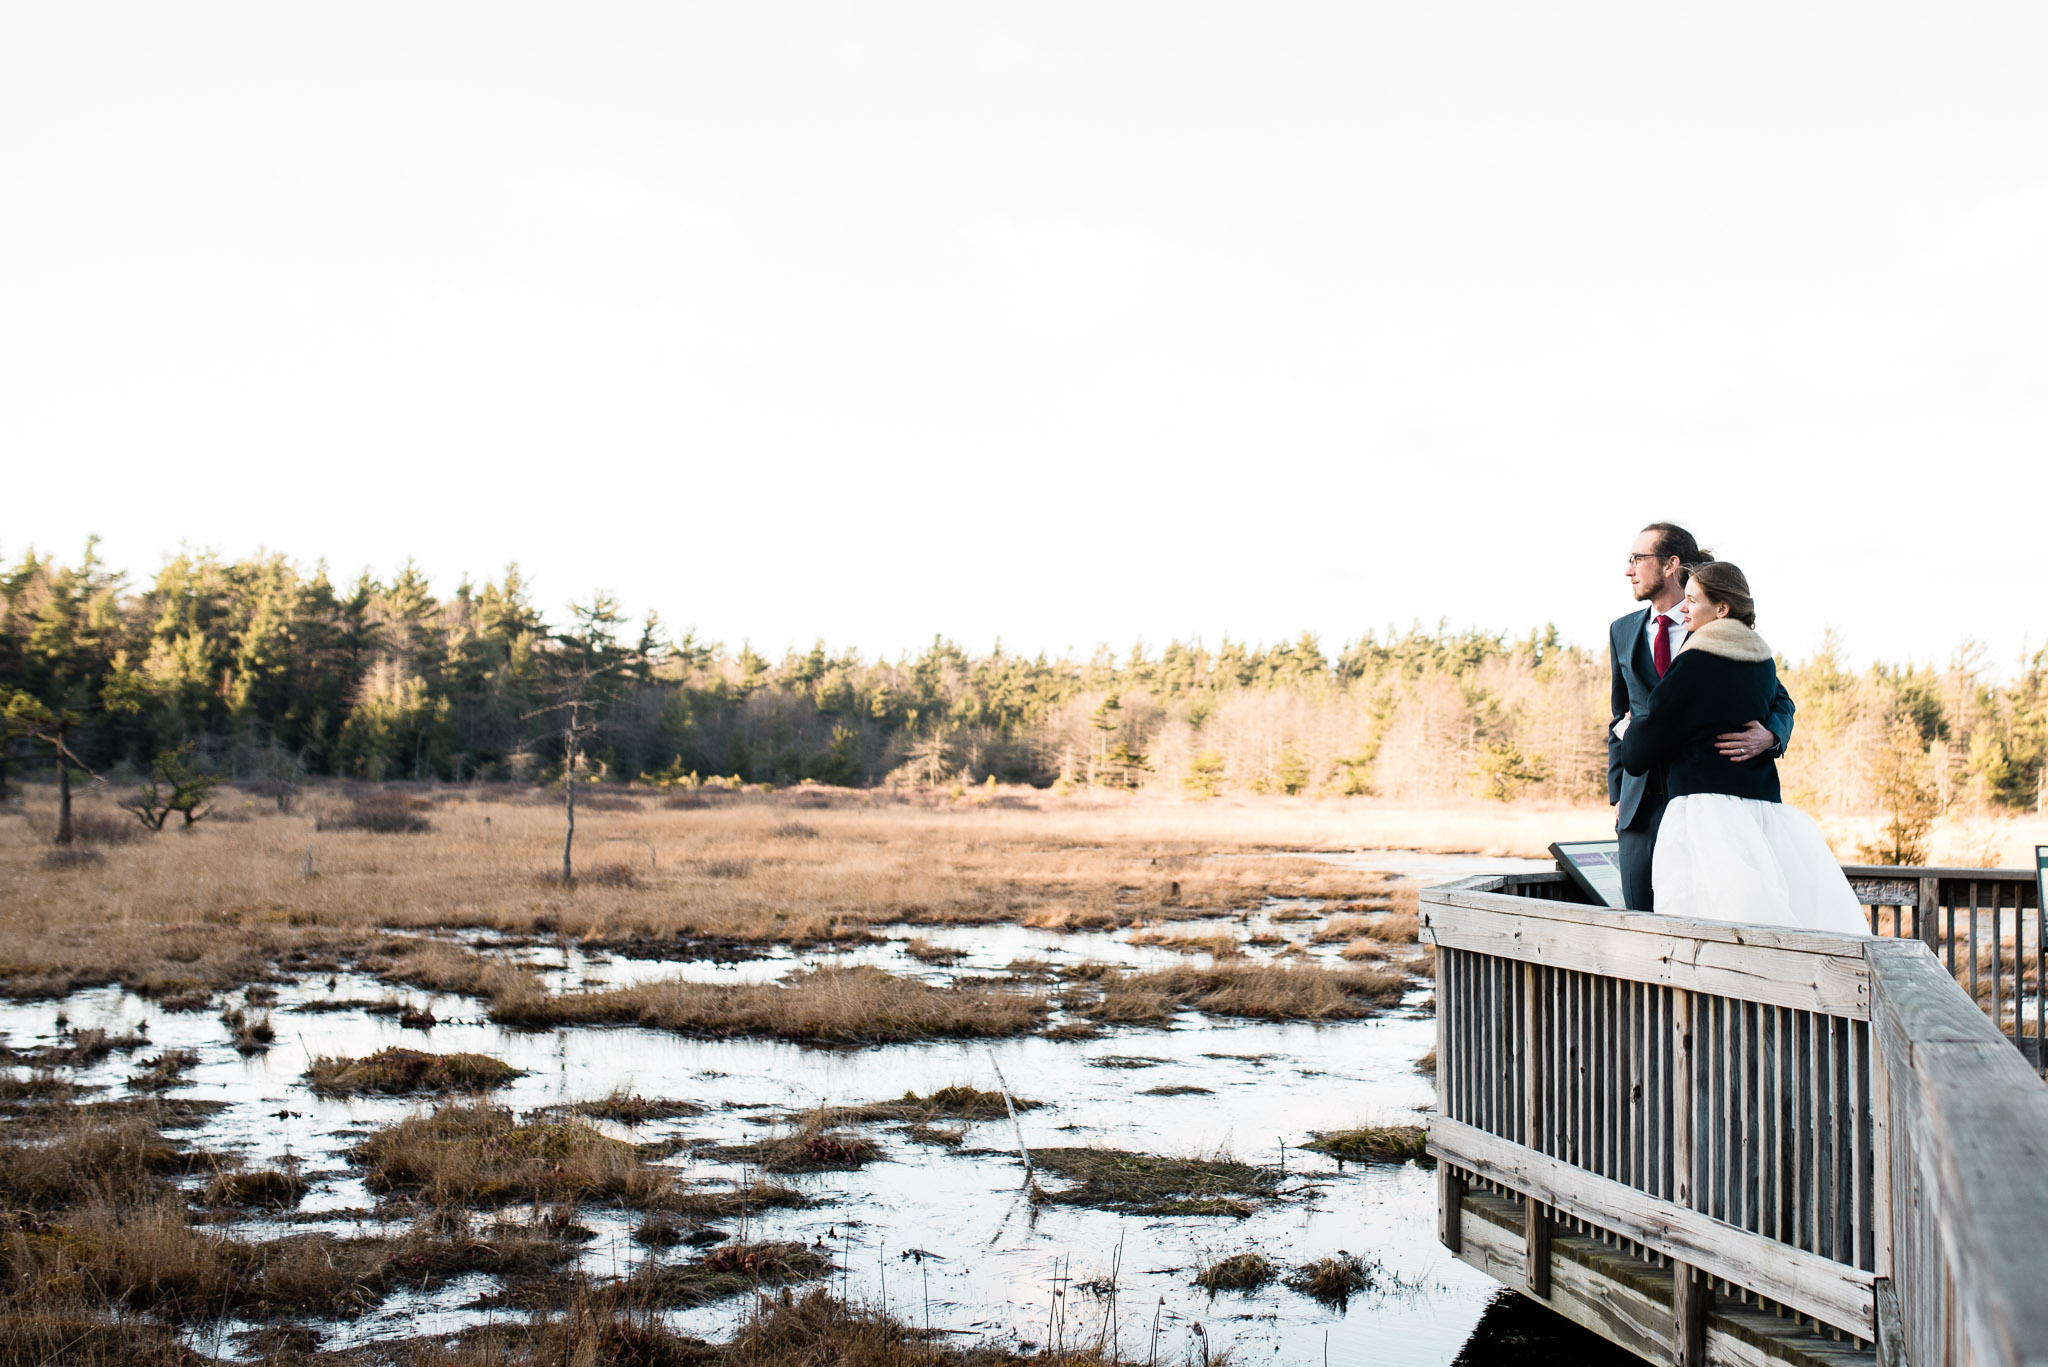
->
[1438, 940, 1462, 1255]
[1671, 986, 1710, 1367]
[1917, 876, 1940, 951]
[1524, 960, 1550, 1297]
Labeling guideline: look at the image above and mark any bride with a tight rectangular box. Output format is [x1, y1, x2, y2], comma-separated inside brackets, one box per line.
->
[1615, 562, 1867, 934]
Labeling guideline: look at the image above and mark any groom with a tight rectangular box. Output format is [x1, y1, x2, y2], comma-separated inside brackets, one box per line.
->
[1609, 522, 1795, 911]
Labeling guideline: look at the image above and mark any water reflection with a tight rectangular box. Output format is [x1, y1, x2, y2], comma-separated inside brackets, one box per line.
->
[1451, 1290, 1647, 1366]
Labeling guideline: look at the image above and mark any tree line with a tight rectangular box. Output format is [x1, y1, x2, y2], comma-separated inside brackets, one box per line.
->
[3, 543, 2044, 831]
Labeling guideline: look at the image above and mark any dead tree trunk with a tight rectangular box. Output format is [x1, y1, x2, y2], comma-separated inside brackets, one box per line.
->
[55, 744, 72, 845]
[561, 701, 579, 884]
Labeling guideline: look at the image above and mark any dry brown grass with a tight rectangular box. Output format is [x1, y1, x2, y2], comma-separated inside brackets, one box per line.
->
[565, 1090, 704, 1124]
[348, 1102, 678, 1209]
[1032, 1146, 1281, 1216]
[0, 785, 1477, 1003]
[711, 1110, 883, 1173]
[0, 1199, 573, 1323]
[1126, 930, 1244, 957]
[0, 1106, 192, 1212]
[1302, 1124, 1428, 1163]
[1309, 916, 1375, 944]
[307, 1046, 523, 1096]
[496, 966, 1048, 1044]
[1076, 961, 1408, 1024]
[426, 1284, 1122, 1367]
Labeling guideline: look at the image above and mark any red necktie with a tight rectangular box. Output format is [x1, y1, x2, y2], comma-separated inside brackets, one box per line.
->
[1652, 614, 1673, 678]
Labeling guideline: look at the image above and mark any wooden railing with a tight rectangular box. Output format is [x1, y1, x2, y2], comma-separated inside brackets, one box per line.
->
[1423, 871, 2048, 1367]
[1842, 867, 2042, 1073]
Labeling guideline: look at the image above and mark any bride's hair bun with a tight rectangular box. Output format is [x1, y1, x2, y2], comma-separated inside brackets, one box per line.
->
[1688, 561, 1756, 628]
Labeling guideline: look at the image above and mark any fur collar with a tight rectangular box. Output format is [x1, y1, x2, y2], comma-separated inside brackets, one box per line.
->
[1680, 617, 1773, 663]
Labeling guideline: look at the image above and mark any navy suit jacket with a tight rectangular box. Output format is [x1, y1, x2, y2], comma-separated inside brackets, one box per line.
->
[1607, 607, 1795, 829]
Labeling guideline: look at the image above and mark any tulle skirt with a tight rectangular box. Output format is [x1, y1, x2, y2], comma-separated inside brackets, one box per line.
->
[1653, 794, 1868, 935]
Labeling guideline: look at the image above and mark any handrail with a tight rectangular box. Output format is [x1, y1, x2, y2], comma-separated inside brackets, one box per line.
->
[1422, 872, 2048, 1367]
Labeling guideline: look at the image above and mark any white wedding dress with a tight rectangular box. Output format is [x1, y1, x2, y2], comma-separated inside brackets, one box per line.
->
[1653, 793, 1868, 935]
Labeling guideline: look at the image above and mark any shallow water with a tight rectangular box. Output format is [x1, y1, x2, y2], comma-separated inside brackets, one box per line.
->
[0, 852, 1567, 1365]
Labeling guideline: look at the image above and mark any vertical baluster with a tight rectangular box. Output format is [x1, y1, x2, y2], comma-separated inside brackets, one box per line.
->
[1969, 881, 1980, 1007]
[1843, 1017, 1857, 1267]
[1546, 966, 1558, 1164]
[1870, 1023, 1891, 1283]
[1459, 951, 1472, 1125]
[1740, 999, 1754, 1233]
[1523, 960, 1549, 1296]
[1484, 953, 1496, 1139]
[1744, 1000, 1761, 1237]
[1993, 884, 2005, 1042]
[1566, 968, 1579, 1168]
[1655, 983, 1668, 1203]
[1629, 978, 1642, 1191]
[1786, 1005, 1800, 1253]
[1818, 1012, 1831, 1266]
[1763, 1002, 1778, 1243]
[2037, 897, 2046, 1078]
[1514, 960, 1525, 1143]
[1648, 982, 1663, 1202]
[1602, 975, 1615, 1182]
[1852, 1017, 1869, 1271]
[1713, 996, 1727, 1222]
[1671, 986, 1707, 1366]
[1793, 1009, 1808, 1253]
[1442, 948, 1455, 1122]
[1575, 969, 1588, 1234]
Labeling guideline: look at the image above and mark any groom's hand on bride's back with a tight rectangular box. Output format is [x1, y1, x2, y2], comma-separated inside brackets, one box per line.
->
[1715, 720, 1778, 763]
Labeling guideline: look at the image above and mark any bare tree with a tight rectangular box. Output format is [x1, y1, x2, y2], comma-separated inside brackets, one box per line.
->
[525, 593, 632, 884]
[1, 690, 87, 844]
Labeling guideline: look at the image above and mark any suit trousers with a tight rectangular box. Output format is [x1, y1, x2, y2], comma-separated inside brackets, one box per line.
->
[1617, 795, 1666, 912]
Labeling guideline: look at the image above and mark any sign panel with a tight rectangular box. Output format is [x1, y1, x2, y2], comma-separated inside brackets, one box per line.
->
[2038, 845, 2047, 923]
[1550, 839, 1629, 909]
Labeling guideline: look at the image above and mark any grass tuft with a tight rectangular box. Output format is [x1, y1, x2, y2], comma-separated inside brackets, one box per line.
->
[566, 1090, 703, 1124]
[493, 965, 1047, 1044]
[1193, 1250, 1276, 1292]
[1303, 1125, 1428, 1163]
[614, 1240, 832, 1307]
[1080, 961, 1406, 1023]
[1286, 1252, 1385, 1307]
[307, 1047, 522, 1096]
[347, 1102, 676, 1208]
[202, 1168, 309, 1208]
[1031, 1147, 1278, 1216]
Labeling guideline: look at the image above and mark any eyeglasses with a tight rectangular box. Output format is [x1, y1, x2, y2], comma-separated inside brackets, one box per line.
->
[1626, 553, 1670, 566]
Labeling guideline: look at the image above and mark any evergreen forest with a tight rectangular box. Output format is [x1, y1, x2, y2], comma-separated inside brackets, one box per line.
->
[4, 542, 2045, 820]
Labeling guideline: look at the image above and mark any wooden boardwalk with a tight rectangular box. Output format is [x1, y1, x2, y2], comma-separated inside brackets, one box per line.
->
[1421, 865, 2048, 1367]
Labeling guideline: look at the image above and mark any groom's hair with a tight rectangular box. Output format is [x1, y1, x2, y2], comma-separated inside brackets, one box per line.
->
[1641, 522, 1714, 582]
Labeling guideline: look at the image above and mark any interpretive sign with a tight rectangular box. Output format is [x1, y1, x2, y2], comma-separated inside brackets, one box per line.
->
[1550, 839, 1628, 909]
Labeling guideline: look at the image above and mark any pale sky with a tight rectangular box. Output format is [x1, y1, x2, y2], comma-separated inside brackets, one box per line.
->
[5, 3, 2045, 673]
